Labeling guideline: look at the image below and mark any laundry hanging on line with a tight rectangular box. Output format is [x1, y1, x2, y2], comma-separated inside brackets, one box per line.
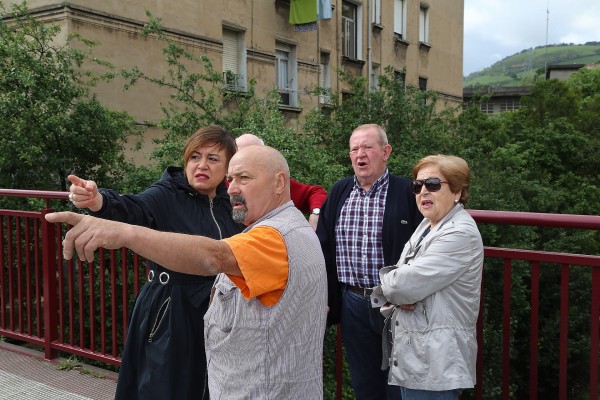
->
[289, 0, 332, 32]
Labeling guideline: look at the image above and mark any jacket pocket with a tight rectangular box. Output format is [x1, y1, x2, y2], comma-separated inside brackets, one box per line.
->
[148, 296, 171, 342]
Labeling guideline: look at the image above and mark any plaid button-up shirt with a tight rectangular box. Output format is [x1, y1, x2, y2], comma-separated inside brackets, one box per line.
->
[334, 170, 389, 288]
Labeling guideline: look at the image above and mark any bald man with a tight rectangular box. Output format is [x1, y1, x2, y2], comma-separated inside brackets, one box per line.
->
[236, 133, 327, 230]
[46, 146, 327, 399]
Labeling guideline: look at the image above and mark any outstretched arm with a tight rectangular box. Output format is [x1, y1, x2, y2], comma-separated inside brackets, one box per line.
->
[45, 212, 241, 276]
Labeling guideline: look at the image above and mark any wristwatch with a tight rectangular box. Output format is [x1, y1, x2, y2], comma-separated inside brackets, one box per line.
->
[311, 208, 320, 215]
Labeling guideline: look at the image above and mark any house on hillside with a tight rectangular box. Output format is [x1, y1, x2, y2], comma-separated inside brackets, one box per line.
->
[463, 86, 531, 114]
[4, 0, 464, 160]
[464, 63, 599, 114]
[546, 63, 587, 80]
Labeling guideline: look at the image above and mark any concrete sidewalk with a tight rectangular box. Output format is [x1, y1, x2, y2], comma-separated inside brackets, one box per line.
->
[0, 342, 117, 400]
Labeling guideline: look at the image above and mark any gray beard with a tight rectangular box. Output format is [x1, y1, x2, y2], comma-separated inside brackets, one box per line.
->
[232, 209, 247, 224]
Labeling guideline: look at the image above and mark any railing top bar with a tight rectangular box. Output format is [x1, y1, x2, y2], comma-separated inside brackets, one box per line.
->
[0, 188, 69, 200]
[1, 191, 599, 230]
[485, 246, 600, 266]
[468, 209, 600, 230]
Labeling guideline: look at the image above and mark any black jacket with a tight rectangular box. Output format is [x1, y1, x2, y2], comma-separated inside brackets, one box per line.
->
[94, 166, 241, 241]
[92, 167, 244, 400]
[316, 173, 423, 325]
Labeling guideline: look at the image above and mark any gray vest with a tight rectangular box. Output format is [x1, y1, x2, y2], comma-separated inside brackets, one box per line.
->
[204, 201, 327, 399]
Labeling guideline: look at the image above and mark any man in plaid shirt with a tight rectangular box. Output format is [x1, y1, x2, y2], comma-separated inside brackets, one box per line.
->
[316, 124, 422, 400]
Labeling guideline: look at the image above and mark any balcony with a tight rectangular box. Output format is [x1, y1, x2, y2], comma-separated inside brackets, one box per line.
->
[1, 189, 598, 399]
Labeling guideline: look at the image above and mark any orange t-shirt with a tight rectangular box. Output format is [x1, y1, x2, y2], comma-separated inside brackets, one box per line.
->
[223, 226, 289, 306]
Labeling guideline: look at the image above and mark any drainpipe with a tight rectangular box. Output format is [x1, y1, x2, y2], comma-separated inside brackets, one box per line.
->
[367, 0, 372, 90]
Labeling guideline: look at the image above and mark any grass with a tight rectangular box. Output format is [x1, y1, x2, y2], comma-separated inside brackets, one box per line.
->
[464, 43, 600, 88]
[58, 355, 109, 379]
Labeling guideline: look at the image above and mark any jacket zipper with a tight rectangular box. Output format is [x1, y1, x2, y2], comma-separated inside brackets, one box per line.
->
[209, 198, 223, 239]
[408, 303, 429, 346]
[148, 297, 171, 343]
[422, 301, 429, 325]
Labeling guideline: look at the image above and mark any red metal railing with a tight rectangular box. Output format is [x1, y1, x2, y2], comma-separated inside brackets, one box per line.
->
[1, 189, 146, 366]
[331, 211, 600, 400]
[467, 210, 600, 400]
[1, 189, 599, 399]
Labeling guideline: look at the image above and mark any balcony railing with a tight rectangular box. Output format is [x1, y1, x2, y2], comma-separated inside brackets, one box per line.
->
[1, 189, 599, 399]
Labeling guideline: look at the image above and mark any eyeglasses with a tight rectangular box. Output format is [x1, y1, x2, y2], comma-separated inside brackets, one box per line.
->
[411, 178, 448, 194]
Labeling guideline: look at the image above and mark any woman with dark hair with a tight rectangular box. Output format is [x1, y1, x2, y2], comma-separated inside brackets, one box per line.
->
[371, 154, 484, 400]
[68, 125, 243, 400]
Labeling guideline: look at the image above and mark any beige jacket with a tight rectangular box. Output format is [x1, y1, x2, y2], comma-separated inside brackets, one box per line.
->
[371, 204, 484, 391]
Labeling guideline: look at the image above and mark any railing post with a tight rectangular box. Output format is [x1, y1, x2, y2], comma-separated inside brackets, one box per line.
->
[590, 267, 599, 400]
[475, 274, 485, 400]
[529, 262, 540, 400]
[336, 324, 343, 400]
[559, 264, 569, 400]
[502, 259, 512, 400]
[41, 209, 58, 360]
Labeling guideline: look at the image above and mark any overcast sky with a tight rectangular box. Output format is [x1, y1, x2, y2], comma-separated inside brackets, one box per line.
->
[463, 0, 600, 76]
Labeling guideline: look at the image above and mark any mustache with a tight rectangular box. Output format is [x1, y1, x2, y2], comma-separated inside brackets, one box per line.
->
[230, 195, 246, 206]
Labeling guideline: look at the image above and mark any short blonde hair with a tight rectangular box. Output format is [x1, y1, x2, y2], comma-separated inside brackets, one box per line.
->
[412, 155, 471, 205]
[351, 124, 389, 147]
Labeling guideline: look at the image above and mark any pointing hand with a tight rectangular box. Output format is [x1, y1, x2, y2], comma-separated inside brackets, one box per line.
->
[45, 212, 128, 262]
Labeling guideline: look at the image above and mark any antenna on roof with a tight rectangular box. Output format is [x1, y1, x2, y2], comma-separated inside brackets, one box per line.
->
[544, 1, 550, 77]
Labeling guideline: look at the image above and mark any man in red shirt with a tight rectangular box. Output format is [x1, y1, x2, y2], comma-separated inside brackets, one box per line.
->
[236, 133, 327, 230]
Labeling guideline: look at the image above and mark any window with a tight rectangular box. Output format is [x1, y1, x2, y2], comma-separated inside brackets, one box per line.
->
[394, 0, 406, 39]
[275, 42, 297, 107]
[419, 5, 429, 44]
[370, 64, 380, 91]
[500, 99, 520, 112]
[342, 1, 359, 59]
[222, 28, 246, 90]
[480, 102, 494, 114]
[419, 77, 427, 106]
[342, 91, 354, 103]
[394, 70, 406, 85]
[319, 52, 331, 104]
[372, 0, 382, 26]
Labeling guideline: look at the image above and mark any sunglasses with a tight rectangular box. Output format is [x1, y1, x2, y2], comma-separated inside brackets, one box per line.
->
[411, 178, 448, 194]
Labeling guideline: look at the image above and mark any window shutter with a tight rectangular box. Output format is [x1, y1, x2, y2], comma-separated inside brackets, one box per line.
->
[394, 0, 404, 35]
[319, 64, 325, 87]
[222, 29, 238, 76]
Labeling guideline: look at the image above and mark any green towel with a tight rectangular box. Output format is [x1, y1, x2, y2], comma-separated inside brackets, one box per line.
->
[289, 0, 317, 24]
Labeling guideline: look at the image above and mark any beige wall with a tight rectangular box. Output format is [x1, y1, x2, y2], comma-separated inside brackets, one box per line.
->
[6, 0, 463, 156]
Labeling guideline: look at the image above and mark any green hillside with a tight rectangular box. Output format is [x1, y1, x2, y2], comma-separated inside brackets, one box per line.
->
[464, 42, 600, 88]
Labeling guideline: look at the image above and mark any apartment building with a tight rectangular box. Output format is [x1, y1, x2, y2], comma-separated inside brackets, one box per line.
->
[7, 0, 463, 136]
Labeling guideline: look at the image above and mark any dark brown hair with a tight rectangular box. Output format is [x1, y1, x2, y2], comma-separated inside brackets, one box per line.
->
[182, 125, 237, 166]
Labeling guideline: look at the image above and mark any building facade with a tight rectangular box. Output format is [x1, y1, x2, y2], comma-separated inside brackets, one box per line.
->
[7, 0, 463, 138]
[463, 86, 531, 114]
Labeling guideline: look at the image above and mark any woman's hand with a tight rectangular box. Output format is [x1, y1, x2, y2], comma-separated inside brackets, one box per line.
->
[68, 175, 103, 212]
[383, 302, 415, 311]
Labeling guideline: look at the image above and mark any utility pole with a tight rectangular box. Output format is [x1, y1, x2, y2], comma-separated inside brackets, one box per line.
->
[544, 1, 550, 77]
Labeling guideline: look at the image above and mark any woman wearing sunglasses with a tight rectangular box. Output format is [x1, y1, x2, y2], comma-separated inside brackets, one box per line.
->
[370, 154, 484, 400]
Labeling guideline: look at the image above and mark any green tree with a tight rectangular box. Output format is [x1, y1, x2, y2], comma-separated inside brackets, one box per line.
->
[304, 66, 455, 189]
[119, 12, 330, 192]
[453, 69, 600, 399]
[0, 1, 139, 195]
